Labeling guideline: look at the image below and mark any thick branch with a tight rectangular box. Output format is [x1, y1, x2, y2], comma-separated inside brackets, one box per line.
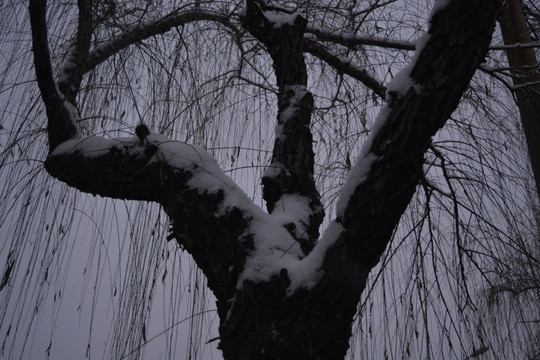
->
[57, 0, 93, 103]
[498, 0, 540, 201]
[43, 135, 263, 300]
[29, 0, 79, 151]
[240, 0, 324, 251]
[83, 9, 238, 74]
[329, 0, 500, 284]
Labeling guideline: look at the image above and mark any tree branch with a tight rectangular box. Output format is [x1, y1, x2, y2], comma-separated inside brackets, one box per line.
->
[304, 38, 386, 98]
[240, 0, 324, 252]
[83, 9, 240, 74]
[305, 24, 416, 51]
[57, 0, 94, 103]
[325, 0, 500, 282]
[43, 134, 288, 301]
[29, 0, 79, 151]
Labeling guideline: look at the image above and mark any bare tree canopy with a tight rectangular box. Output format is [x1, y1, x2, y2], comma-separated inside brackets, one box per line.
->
[0, 0, 539, 359]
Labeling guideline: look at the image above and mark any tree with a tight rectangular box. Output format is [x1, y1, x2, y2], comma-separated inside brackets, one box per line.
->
[1, 0, 539, 359]
[498, 0, 540, 200]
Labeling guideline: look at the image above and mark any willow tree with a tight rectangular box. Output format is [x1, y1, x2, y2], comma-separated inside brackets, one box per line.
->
[24, 0, 501, 358]
[5, 0, 540, 359]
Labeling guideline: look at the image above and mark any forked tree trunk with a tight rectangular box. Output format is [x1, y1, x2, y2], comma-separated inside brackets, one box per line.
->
[218, 1, 500, 359]
[28, 0, 500, 359]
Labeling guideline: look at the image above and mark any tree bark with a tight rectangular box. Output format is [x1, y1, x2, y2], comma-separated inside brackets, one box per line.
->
[220, 1, 500, 359]
[498, 0, 540, 201]
[29, 0, 500, 359]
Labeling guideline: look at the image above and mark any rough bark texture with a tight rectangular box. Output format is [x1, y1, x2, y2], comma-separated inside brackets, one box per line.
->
[241, 0, 325, 252]
[29, 0, 500, 359]
[220, 1, 500, 359]
[498, 0, 540, 201]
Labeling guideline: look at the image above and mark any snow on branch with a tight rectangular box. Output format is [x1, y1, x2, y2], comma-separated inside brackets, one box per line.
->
[489, 40, 540, 50]
[319, 0, 500, 273]
[305, 24, 416, 51]
[46, 132, 328, 294]
[57, 0, 93, 103]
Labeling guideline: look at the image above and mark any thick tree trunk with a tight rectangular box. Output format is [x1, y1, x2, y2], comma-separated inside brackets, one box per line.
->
[28, 0, 500, 359]
[218, 1, 500, 359]
[498, 0, 540, 201]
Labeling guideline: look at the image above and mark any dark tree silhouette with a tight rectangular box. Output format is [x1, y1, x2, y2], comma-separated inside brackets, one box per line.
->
[4, 0, 540, 359]
[24, 0, 501, 358]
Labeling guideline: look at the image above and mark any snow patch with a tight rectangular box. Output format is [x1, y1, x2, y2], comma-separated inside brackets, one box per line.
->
[51, 136, 138, 157]
[431, 0, 452, 14]
[280, 84, 307, 123]
[271, 194, 311, 239]
[262, 161, 285, 179]
[285, 220, 344, 292]
[239, 218, 345, 294]
[335, 152, 379, 217]
[265, 12, 300, 28]
[385, 32, 430, 98]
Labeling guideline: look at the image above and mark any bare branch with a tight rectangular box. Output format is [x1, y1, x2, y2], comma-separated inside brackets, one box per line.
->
[83, 9, 240, 75]
[304, 38, 386, 98]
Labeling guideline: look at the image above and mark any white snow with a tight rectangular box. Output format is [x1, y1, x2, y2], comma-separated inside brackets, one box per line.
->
[431, 0, 452, 14]
[265, 12, 300, 28]
[335, 1, 442, 217]
[238, 217, 345, 294]
[262, 161, 286, 179]
[51, 136, 136, 157]
[385, 32, 430, 97]
[271, 194, 311, 239]
[280, 84, 307, 123]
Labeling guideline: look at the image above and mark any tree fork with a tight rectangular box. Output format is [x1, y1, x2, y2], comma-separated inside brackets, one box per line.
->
[220, 1, 500, 359]
[29, 1, 501, 359]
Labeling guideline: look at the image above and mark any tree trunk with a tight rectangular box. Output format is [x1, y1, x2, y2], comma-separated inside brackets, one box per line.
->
[28, 0, 500, 359]
[498, 0, 540, 201]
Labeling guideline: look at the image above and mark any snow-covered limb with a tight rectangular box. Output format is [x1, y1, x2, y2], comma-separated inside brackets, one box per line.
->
[241, 0, 324, 251]
[332, 0, 499, 272]
[304, 23, 416, 51]
[56, 0, 92, 103]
